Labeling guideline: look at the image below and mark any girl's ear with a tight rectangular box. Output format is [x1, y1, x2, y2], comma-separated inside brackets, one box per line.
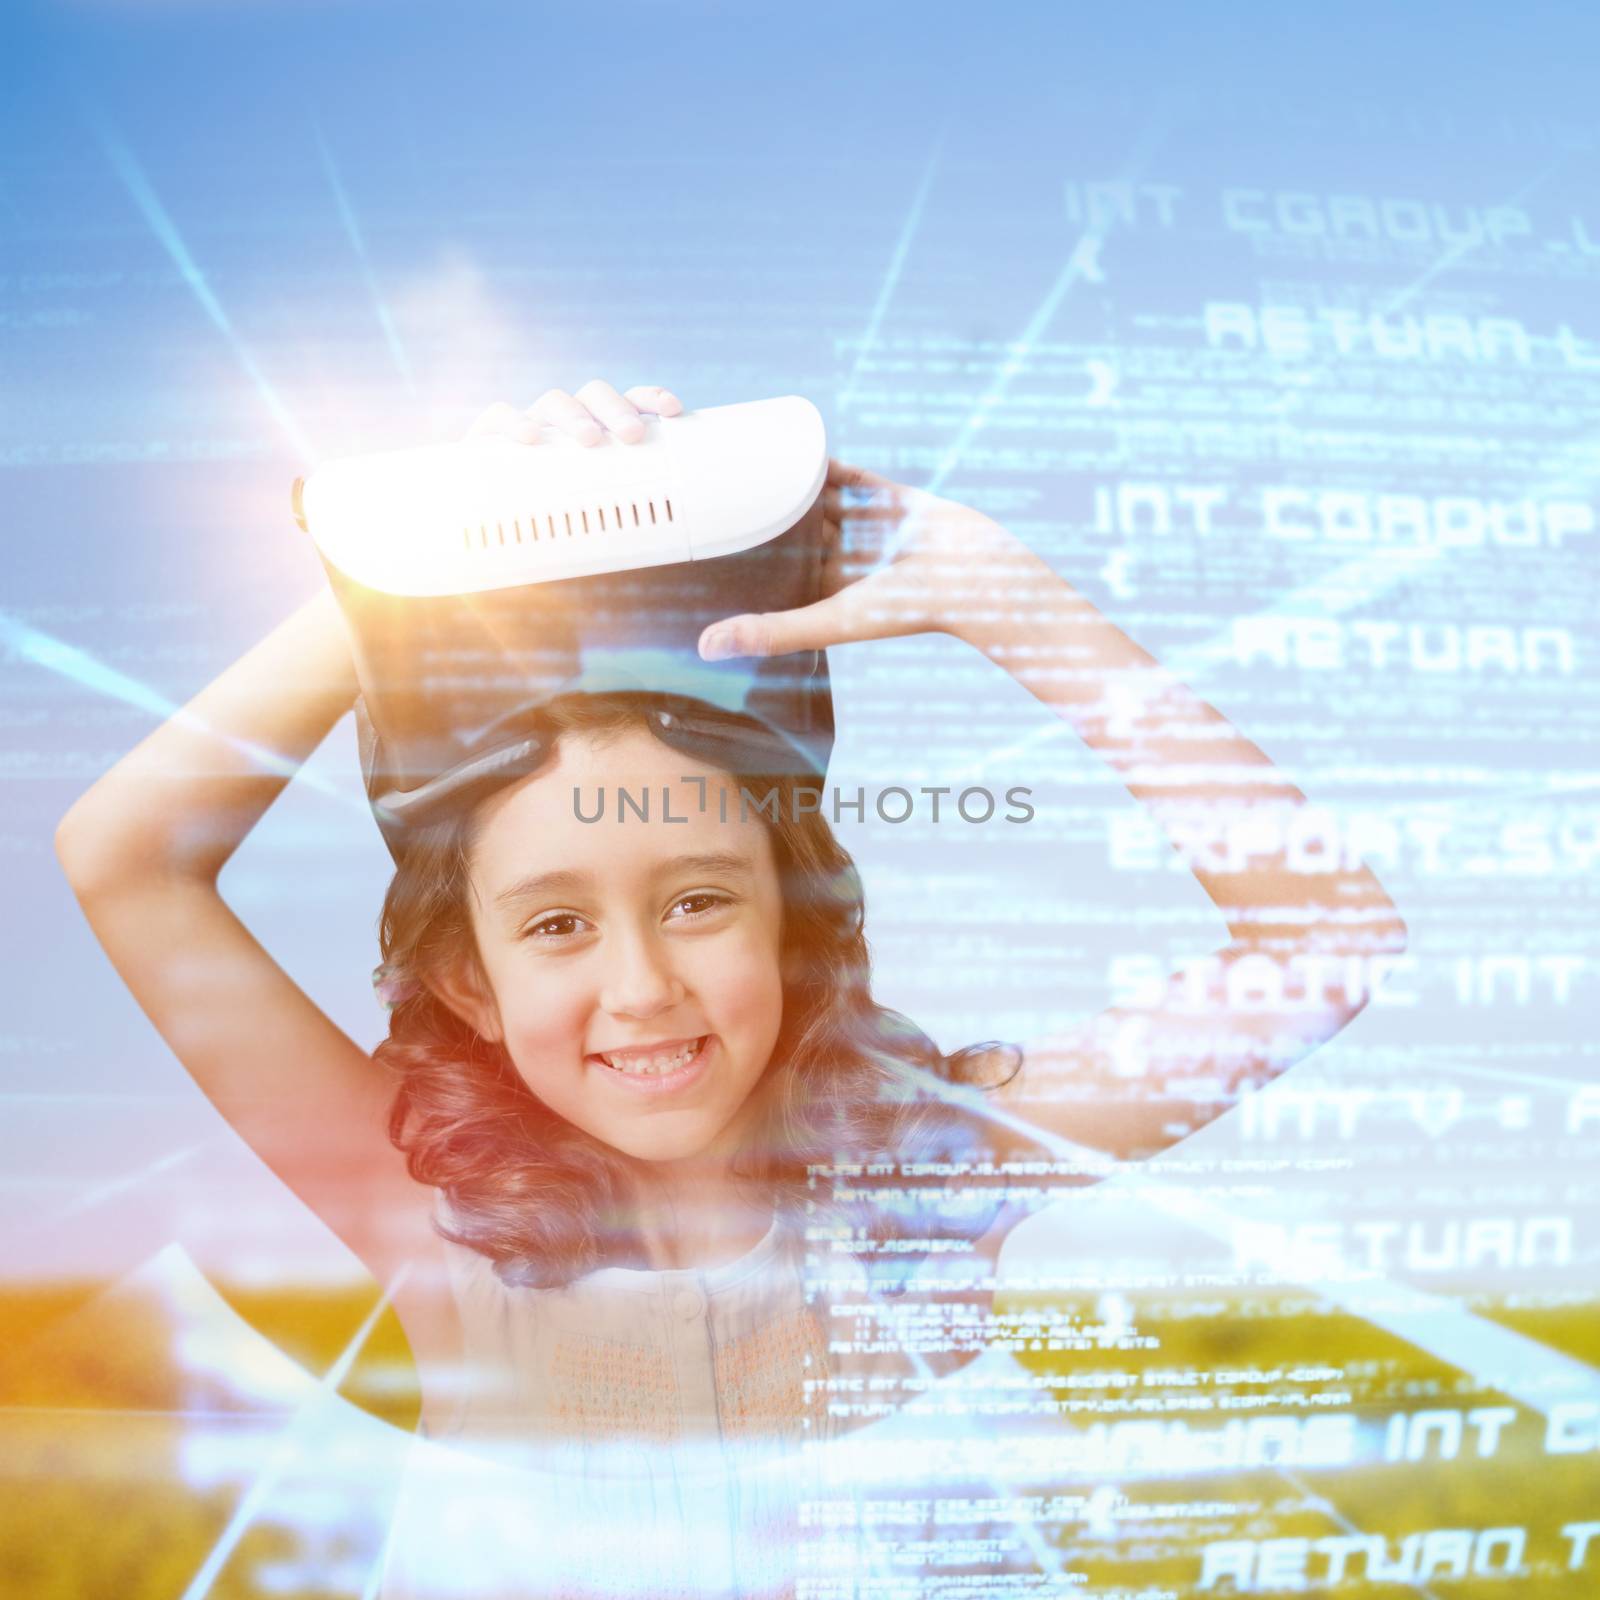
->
[422, 956, 505, 1043]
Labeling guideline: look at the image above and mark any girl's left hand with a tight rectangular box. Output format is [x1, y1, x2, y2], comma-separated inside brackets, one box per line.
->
[463, 380, 683, 446]
[698, 459, 1027, 660]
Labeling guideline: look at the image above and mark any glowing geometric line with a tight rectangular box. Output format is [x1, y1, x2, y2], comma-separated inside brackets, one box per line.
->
[943, 540, 1444, 784]
[921, 237, 1102, 504]
[89, 115, 317, 463]
[1150, 1186, 1596, 1419]
[838, 134, 943, 412]
[312, 120, 417, 395]
[1263, 157, 1571, 427]
[947, 430, 1597, 781]
[854, 128, 1165, 589]
[838, 135, 1592, 1522]
[1354, 766, 1600, 817]
[1373, 156, 1569, 328]
[6, 614, 350, 805]
[850, 230, 1118, 580]
[803, 1052, 1098, 1586]
[179, 1261, 411, 1600]
[1007, 1152, 1599, 1424]
[49, 1138, 212, 1223]
[1408, 1058, 1597, 1095]
[359, 1533, 390, 1600]
[1274, 1465, 1446, 1600]
[887, 1054, 1598, 1423]
[920, 122, 1167, 503]
[945, 158, 1596, 785]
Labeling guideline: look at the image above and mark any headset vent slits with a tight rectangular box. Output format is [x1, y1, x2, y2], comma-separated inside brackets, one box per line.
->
[459, 492, 676, 556]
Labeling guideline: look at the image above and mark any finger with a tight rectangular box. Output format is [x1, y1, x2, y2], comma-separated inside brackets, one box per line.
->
[823, 475, 883, 525]
[826, 458, 910, 527]
[814, 491, 844, 575]
[820, 486, 870, 539]
[575, 378, 647, 443]
[464, 401, 541, 444]
[698, 570, 930, 659]
[622, 384, 684, 417]
[825, 457, 896, 493]
[528, 389, 604, 446]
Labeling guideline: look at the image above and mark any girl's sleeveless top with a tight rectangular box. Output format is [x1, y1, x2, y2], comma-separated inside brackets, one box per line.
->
[378, 1195, 850, 1600]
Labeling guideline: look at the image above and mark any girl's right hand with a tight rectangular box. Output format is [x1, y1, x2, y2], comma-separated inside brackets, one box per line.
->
[698, 458, 1028, 660]
[462, 381, 683, 447]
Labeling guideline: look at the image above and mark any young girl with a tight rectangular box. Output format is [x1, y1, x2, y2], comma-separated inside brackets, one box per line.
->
[55, 379, 1406, 1598]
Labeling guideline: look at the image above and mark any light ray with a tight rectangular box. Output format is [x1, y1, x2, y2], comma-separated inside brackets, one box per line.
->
[838, 134, 944, 412]
[1262, 155, 1571, 431]
[312, 119, 418, 395]
[1274, 1465, 1446, 1600]
[947, 421, 1600, 785]
[179, 1260, 411, 1600]
[947, 152, 1598, 787]
[6, 614, 352, 806]
[49, 1139, 212, 1224]
[1149, 1182, 1597, 1419]
[919, 246, 1097, 505]
[1404, 1058, 1597, 1095]
[883, 1055, 1597, 1422]
[88, 114, 317, 463]
[1341, 156, 1567, 341]
[919, 123, 1168, 504]
[857, 128, 1166, 580]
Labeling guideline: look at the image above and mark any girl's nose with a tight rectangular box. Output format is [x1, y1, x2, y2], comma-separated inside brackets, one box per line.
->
[598, 931, 687, 1019]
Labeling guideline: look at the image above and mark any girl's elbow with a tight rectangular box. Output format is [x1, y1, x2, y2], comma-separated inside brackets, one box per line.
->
[53, 804, 141, 896]
[54, 809, 98, 883]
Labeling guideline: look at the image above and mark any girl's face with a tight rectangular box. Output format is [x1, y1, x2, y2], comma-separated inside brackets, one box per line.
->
[447, 728, 787, 1167]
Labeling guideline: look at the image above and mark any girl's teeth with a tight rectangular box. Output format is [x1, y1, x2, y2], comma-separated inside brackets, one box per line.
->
[601, 1039, 702, 1076]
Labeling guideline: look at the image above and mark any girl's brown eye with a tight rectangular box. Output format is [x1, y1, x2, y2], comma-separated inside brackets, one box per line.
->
[523, 913, 583, 941]
[672, 893, 731, 919]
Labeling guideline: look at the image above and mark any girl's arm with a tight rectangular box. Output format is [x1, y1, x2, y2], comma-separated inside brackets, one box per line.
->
[58, 586, 360, 882]
[53, 586, 444, 1294]
[941, 542, 1407, 1165]
[699, 461, 1408, 1167]
[56, 381, 682, 1303]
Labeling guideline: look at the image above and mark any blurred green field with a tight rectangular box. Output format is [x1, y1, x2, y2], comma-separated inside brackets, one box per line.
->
[0, 1268, 417, 1600]
[990, 1278, 1600, 1596]
[4, 1262, 1595, 1597]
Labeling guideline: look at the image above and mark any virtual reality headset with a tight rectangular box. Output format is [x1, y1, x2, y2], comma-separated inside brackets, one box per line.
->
[294, 396, 836, 863]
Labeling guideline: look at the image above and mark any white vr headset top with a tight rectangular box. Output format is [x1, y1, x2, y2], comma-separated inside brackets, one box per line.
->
[293, 395, 837, 862]
[294, 395, 828, 597]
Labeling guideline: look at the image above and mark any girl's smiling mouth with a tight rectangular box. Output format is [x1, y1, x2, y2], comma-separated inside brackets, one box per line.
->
[586, 1035, 714, 1094]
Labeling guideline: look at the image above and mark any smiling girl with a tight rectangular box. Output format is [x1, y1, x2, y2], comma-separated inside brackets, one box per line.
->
[55, 380, 1406, 1597]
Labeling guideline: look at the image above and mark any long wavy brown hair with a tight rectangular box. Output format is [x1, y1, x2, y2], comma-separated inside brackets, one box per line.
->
[370, 691, 1019, 1289]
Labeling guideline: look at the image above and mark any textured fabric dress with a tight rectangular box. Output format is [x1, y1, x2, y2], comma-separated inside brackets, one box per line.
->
[377, 1197, 844, 1600]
